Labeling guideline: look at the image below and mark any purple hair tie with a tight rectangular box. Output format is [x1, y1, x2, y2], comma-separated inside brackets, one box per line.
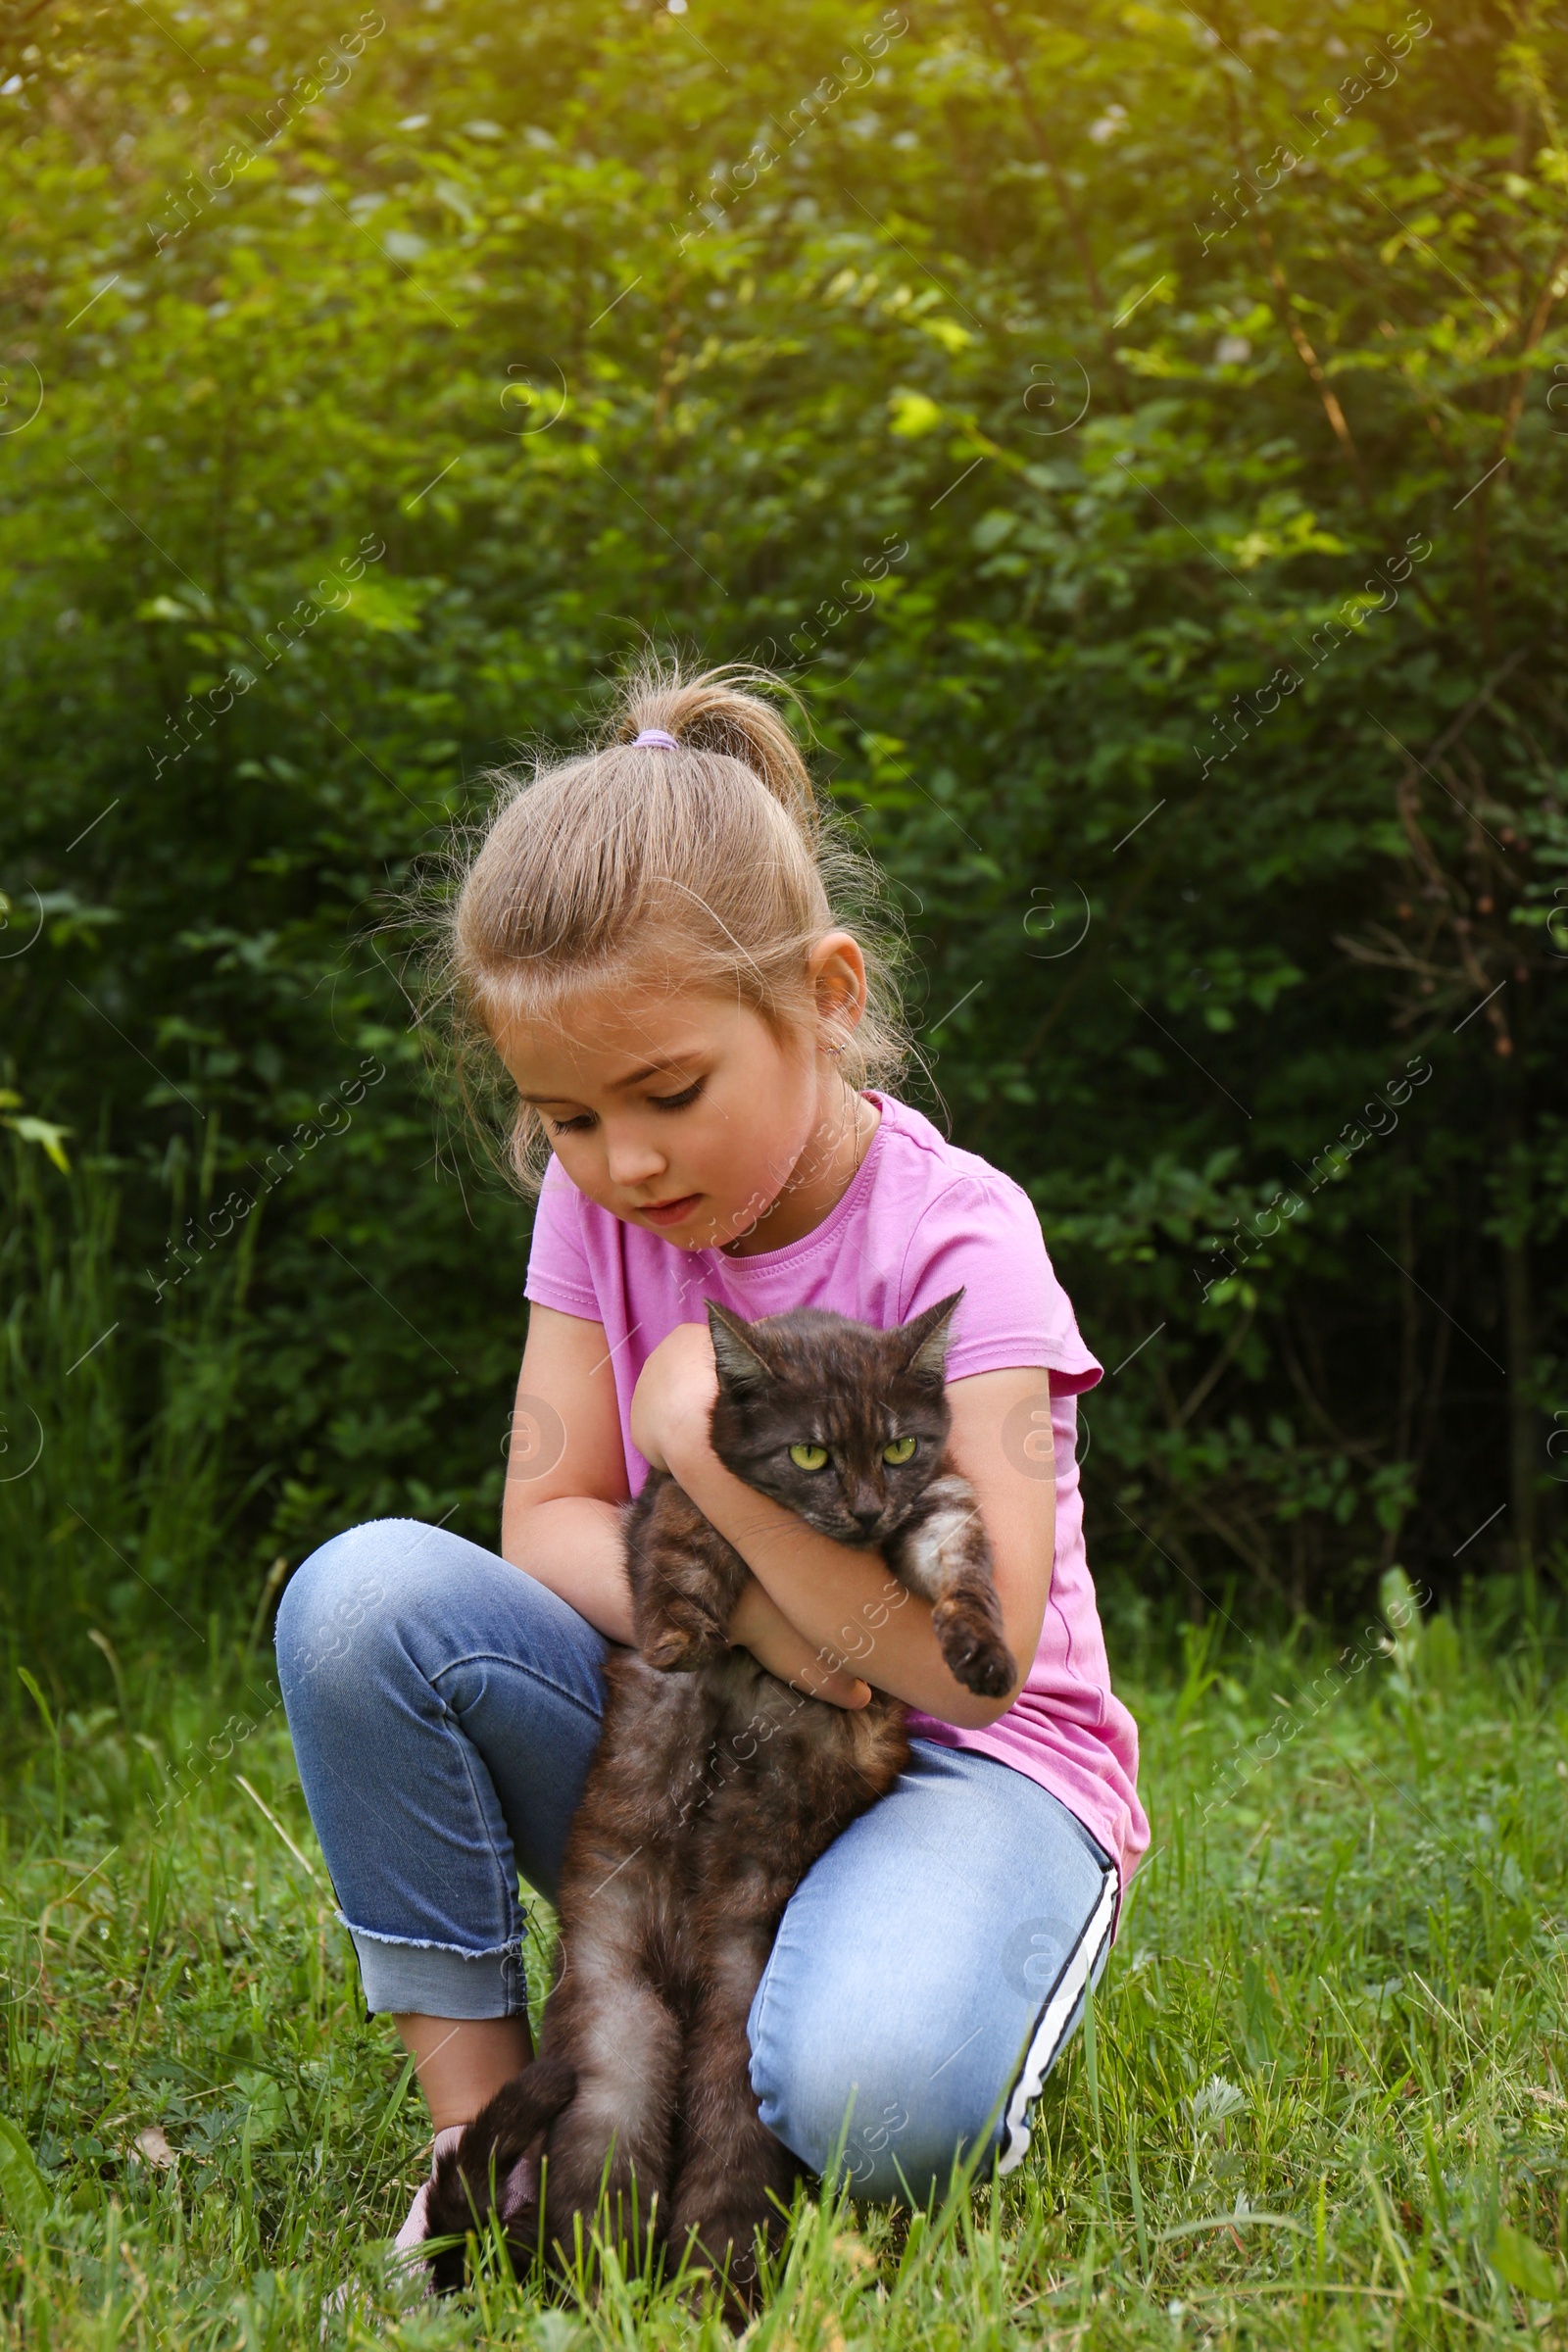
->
[632, 728, 678, 751]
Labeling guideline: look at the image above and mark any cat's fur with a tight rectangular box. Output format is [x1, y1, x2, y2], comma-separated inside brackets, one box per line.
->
[424, 1288, 1014, 2314]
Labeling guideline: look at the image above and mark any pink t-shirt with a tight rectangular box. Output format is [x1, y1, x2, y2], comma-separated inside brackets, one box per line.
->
[522, 1090, 1150, 1892]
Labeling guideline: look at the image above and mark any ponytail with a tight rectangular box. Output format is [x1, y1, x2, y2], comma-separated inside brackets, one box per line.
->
[612, 662, 820, 841]
[434, 658, 916, 1194]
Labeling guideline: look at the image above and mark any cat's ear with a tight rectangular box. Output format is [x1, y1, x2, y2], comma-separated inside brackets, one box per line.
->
[706, 1298, 775, 1392]
[897, 1289, 965, 1385]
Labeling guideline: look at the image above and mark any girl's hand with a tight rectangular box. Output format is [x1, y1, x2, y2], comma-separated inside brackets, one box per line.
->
[631, 1328, 870, 1708]
[630, 1320, 719, 1475]
[728, 1577, 872, 1710]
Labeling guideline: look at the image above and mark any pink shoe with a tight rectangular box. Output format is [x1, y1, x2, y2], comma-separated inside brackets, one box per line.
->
[397, 2130, 540, 2278]
[394, 2127, 464, 2269]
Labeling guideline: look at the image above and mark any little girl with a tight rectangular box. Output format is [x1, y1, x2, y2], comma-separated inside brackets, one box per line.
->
[276, 664, 1150, 2261]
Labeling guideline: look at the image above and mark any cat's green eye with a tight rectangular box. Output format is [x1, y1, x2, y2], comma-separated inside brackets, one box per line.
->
[882, 1436, 918, 1466]
[789, 1443, 830, 1472]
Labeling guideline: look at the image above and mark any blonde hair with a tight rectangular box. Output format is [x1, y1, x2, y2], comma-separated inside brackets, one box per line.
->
[436, 660, 918, 1194]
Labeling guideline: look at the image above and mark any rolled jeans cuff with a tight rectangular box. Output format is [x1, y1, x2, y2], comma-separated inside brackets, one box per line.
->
[346, 1920, 530, 2020]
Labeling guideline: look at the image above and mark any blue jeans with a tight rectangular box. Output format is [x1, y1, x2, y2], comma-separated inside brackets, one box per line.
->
[275, 1517, 1117, 2202]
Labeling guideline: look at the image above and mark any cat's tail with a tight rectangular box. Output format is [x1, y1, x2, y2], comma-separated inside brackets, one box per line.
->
[422, 2054, 578, 2291]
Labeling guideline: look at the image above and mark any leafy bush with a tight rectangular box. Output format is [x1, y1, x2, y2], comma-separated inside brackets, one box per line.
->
[2, 0, 1566, 1670]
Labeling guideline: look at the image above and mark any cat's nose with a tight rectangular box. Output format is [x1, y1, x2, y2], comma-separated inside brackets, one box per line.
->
[852, 1502, 881, 1532]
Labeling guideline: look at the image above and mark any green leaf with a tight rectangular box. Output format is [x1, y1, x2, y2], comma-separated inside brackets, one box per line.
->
[887, 388, 943, 438]
[0, 2116, 50, 2230]
[338, 576, 428, 635]
[4, 1113, 72, 1172]
[1379, 1565, 1420, 1633]
[17, 1668, 55, 1738]
[1492, 2222, 1559, 2302]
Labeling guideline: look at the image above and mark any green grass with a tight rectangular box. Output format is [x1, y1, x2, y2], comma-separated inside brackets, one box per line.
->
[4, 1572, 1568, 2350]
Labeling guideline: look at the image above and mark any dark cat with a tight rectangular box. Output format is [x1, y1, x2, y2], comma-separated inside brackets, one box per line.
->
[423, 1288, 1014, 2314]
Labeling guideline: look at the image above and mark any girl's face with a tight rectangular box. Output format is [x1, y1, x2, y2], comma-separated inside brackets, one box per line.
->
[495, 940, 870, 1254]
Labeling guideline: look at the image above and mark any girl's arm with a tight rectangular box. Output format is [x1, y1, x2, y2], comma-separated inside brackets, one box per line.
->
[501, 1304, 874, 1705]
[631, 1322, 1055, 1731]
[499, 1304, 633, 1641]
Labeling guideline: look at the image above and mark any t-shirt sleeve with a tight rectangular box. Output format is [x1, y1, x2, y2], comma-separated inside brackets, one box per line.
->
[522, 1152, 603, 1322]
[897, 1171, 1102, 1394]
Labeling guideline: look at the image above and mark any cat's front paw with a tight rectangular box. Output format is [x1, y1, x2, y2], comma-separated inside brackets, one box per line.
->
[932, 1595, 1017, 1699]
[641, 1602, 728, 1672]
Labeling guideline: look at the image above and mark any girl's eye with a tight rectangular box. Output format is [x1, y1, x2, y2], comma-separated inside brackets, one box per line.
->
[650, 1078, 706, 1111]
[549, 1113, 594, 1136]
[882, 1436, 917, 1465]
[789, 1443, 829, 1472]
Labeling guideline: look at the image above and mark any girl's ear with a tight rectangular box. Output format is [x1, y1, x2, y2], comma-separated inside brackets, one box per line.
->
[897, 1289, 965, 1384]
[808, 931, 868, 1054]
[706, 1298, 776, 1391]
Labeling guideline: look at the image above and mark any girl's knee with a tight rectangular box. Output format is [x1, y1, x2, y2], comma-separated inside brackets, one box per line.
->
[751, 2006, 1000, 2205]
[274, 1518, 424, 1704]
[758, 2048, 996, 2202]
